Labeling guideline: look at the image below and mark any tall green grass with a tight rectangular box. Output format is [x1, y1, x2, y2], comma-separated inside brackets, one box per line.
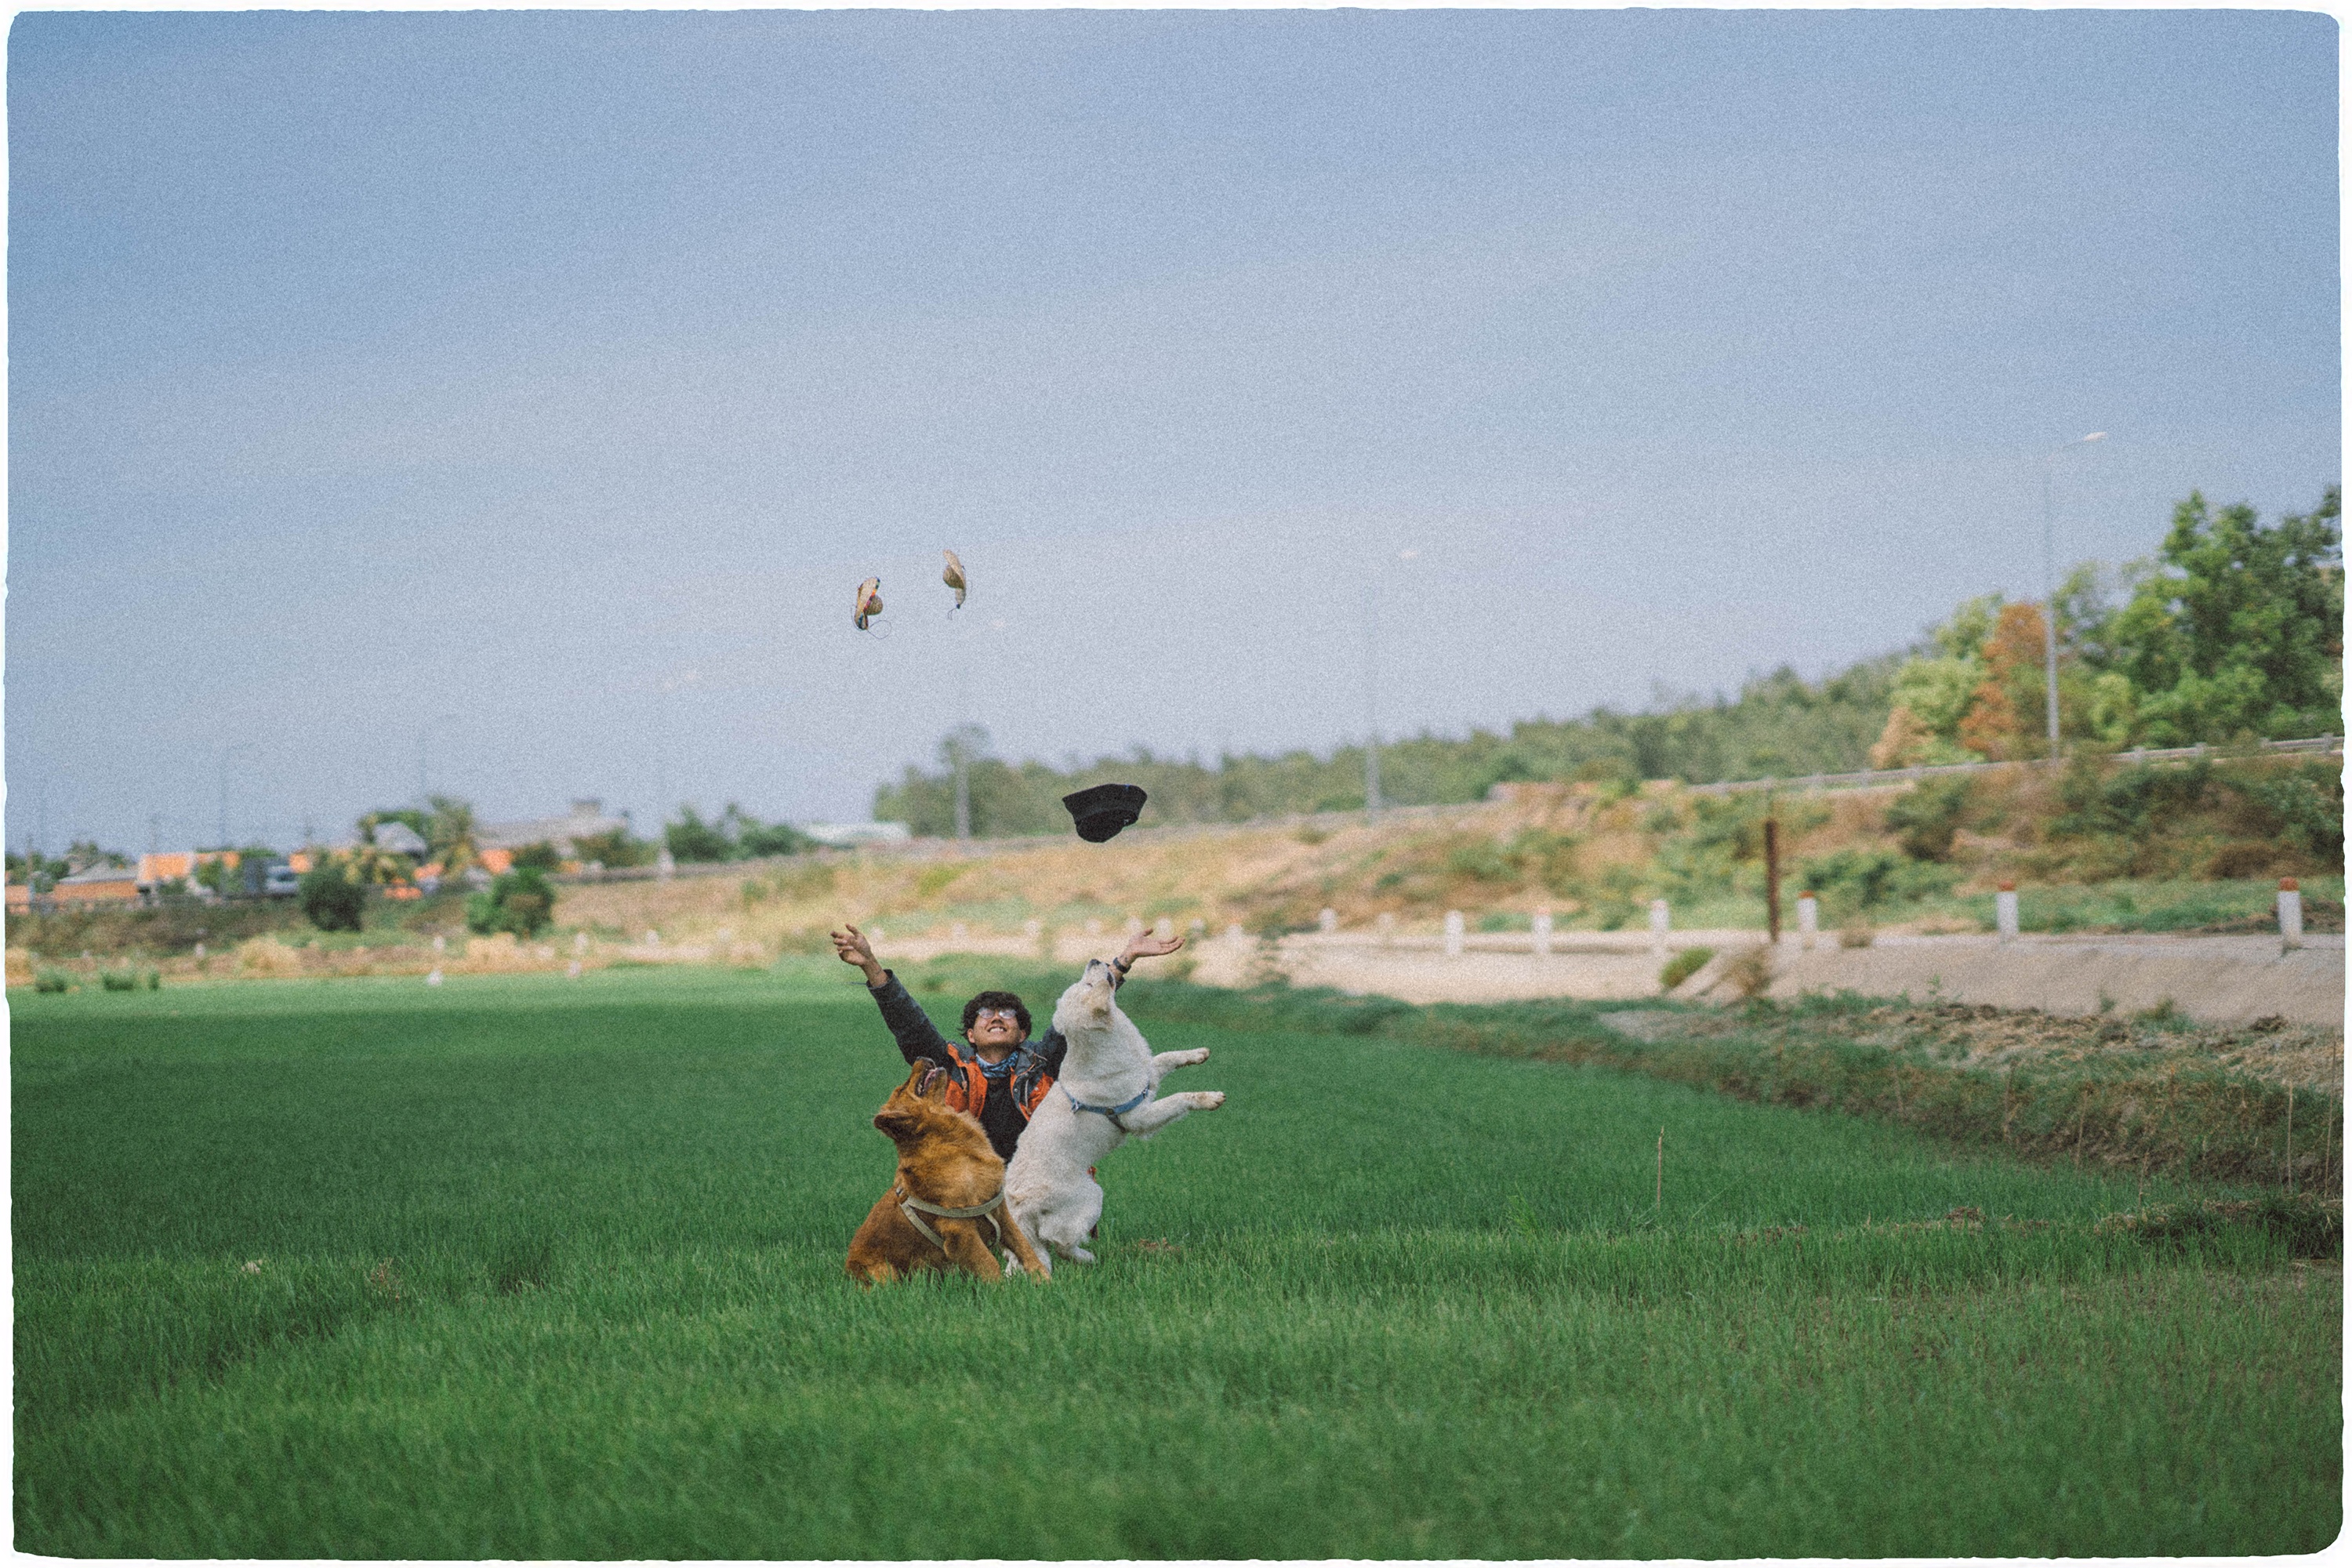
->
[13, 966, 2339, 1557]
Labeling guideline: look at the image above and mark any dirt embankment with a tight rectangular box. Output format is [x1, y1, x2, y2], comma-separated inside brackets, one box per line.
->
[1614, 1001, 2343, 1097]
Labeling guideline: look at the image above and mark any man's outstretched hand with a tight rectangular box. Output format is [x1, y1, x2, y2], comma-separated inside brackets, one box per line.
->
[831, 924, 887, 987]
[1119, 930, 1187, 967]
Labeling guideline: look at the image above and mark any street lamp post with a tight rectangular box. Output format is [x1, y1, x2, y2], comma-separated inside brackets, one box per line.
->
[2041, 433, 2106, 764]
[217, 742, 256, 848]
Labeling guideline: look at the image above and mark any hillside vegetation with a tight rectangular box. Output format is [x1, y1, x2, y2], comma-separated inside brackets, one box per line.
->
[554, 750, 2343, 959]
[877, 486, 2340, 837]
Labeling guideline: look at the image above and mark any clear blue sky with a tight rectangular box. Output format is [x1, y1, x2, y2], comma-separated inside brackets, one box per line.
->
[7, 8, 2339, 852]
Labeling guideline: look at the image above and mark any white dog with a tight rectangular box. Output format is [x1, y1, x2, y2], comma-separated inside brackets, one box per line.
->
[1003, 958, 1223, 1273]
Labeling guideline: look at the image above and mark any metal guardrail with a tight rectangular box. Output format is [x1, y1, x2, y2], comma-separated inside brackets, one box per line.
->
[1684, 735, 2343, 797]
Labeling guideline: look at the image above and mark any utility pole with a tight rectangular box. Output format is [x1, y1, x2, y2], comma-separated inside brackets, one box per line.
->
[1363, 577, 1382, 824]
[953, 743, 971, 842]
[1763, 811, 1783, 946]
[2042, 465, 2060, 766]
[953, 665, 972, 843]
[217, 742, 253, 848]
[2042, 433, 2106, 768]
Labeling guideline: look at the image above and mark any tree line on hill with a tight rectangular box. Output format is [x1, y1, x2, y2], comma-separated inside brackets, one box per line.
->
[875, 486, 2342, 839]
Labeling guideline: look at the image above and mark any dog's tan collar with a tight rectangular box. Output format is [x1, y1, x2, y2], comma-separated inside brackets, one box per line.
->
[894, 1184, 1006, 1254]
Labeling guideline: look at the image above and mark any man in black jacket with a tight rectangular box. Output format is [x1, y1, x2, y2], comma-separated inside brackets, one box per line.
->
[829, 922, 1185, 1163]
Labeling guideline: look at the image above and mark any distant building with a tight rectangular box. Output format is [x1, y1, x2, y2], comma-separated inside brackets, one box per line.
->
[477, 799, 630, 857]
[799, 822, 913, 849]
[371, 822, 429, 856]
[51, 864, 141, 906]
[138, 851, 199, 891]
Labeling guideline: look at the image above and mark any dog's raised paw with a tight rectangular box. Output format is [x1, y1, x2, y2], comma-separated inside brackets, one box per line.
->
[1196, 1091, 1226, 1110]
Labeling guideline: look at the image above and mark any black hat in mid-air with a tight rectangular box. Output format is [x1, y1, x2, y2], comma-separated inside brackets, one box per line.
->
[1062, 783, 1149, 843]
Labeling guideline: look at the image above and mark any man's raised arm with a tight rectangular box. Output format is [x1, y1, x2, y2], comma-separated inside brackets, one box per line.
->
[831, 923, 955, 1067]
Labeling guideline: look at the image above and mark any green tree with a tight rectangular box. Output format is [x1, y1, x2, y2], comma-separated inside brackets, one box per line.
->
[342, 815, 419, 887]
[467, 867, 556, 937]
[423, 795, 481, 879]
[2108, 487, 2343, 744]
[299, 861, 367, 931]
[510, 841, 563, 873]
[663, 805, 733, 863]
[571, 826, 653, 868]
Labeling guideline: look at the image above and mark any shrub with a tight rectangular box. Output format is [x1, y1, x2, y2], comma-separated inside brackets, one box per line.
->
[663, 807, 733, 865]
[737, 821, 812, 858]
[571, 827, 655, 869]
[34, 969, 72, 993]
[299, 862, 368, 933]
[2238, 768, 2346, 867]
[2202, 842, 2278, 880]
[467, 868, 557, 938]
[1800, 848, 1957, 920]
[99, 970, 137, 992]
[1721, 946, 1775, 1000]
[1658, 946, 1714, 991]
[510, 841, 563, 873]
[1882, 777, 1973, 862]
[768, 861, 838, 902]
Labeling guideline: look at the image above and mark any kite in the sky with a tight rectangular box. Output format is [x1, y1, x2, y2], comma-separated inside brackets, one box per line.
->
[854, 577, 885, 633]
[942, 550, 968, 614]
[1062, 783, 1149, 843]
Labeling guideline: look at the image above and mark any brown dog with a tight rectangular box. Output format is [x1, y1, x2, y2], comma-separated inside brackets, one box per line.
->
[847, 1061, 1050, 1286]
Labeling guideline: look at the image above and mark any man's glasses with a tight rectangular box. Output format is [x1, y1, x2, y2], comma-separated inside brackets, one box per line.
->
[972, 1008, 1021, 1024]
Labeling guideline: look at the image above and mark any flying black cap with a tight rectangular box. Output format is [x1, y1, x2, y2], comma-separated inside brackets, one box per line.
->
[1062, 783, 1148, 843]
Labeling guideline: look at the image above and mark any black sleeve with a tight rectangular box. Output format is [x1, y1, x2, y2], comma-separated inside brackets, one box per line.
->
[1033, 1025, 1068, 1077]
[868, 972, 958, 1069]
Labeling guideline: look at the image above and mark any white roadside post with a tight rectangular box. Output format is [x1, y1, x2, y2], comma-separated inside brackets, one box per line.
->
[2279, 878, 2304, 950]
[1648, 899, 1671, 964]
[1443, 909, 1465, 957]
[1319, 907, 1338, 934]
[1797, 892, 1818, 951]
[1996, 880, 2020, 944]
[1532, 906, 1554, 957]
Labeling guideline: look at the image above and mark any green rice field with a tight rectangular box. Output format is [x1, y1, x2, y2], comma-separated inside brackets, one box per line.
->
[12, 962, 2341, 1557]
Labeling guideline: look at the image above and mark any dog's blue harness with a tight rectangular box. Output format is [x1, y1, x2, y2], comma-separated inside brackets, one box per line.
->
[1061, 1082, 1151, 1134]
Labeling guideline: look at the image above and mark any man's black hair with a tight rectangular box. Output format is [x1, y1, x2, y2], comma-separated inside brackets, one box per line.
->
[961, 989, 1032, 1040]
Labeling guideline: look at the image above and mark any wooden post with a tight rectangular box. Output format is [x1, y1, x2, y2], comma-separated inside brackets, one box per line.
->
[1655, 1126, 1664, 1212]
[2285, 1085, 2295, 1196]
[1763, 816, 1781, 946]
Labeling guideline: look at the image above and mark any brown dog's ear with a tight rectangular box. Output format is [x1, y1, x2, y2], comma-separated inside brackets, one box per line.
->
[873, 1108, 914, 1137]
